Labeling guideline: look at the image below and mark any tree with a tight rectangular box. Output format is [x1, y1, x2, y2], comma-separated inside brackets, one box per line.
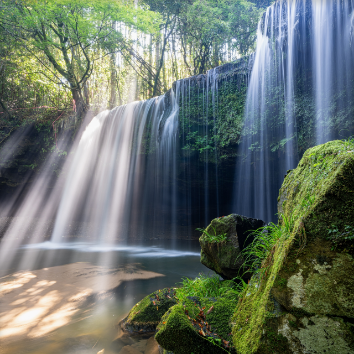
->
[144, 0, 182, 95]
[143, 0, 262, 77]
[228, 0, 262, 56]
[0, 0, 160, 117]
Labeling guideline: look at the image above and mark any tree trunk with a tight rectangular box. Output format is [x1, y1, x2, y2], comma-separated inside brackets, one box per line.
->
[0, 97, 12, 120]
[109, 57, 117, 109]
[148, 35, 153, 98]
[71, 88, 87, 118]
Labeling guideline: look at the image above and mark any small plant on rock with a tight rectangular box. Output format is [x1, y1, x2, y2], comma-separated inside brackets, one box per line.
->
[175, 273, 240, 302]
[196, 226, 228, 243]
[239, 213, 294, 277]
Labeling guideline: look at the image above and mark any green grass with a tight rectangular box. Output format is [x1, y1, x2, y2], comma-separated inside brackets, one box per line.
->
[196, 226, 228, 243]
[240, 214, 295, 277]
[175, 273, 245, 302]
[232, 214, 297, 354]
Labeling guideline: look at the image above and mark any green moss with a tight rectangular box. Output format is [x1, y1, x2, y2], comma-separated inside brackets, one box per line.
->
[155, 294, 237, 354]
[279, 139, 354, 246]
[257, 318, 291, 354]
[199, 215, 244, 279]
[178, 64, 248, 164]
[231, 140, 354, 354]
[231, 234, 292, 354]
[202, 215, 237, 241]
[273, 245, 354, 317]
[123, 288, 177, 332]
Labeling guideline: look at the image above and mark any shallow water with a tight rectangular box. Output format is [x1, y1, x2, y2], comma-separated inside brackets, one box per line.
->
[0, 242, 207, 354]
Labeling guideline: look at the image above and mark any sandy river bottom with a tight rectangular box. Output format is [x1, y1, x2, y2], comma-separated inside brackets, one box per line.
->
[0, 242, 206, 354]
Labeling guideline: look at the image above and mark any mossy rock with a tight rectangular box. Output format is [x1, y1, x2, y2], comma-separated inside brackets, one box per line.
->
[257, 313, 354, 354]
[121, 288, 177, 334]
[272, 239, 354, 317]
[256, 317, 292, 354]
[277, 313, 354, 353]
[278, 140, 354, 245]
[273, 140, 354, 317]
[200, 214, 264, 280]
[155, 294, 237, 354]
[232, 141, 354, 354]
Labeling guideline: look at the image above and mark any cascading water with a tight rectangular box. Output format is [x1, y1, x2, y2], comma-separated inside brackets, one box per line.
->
[313, 0, 354, 143]
[234, 0, 354, 222]
[207, 68, 220, 219]
[178, 60, 250, 228]
[51, 83, 180, 243]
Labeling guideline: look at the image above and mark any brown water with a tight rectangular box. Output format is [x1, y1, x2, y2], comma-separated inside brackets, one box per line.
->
[0, 242, 206, 354]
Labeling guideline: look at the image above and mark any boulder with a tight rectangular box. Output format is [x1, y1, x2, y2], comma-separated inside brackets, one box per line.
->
[257, 313, 354, 354]
[231, 140, 354, 354]
[199, 214, 264, 280]
[155, 292, 237, 354]
[121, 288, 177, 335]
[273, 140, 354, 317]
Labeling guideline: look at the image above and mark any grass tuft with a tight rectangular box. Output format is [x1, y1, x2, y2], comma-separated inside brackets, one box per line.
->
[197, 226, 228, 243]
[175, 273, 245, 303]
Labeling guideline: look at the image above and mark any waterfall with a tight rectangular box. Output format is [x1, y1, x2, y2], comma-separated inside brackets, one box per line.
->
[234, 0, 354, 222]
[51, 83, 180, 243]
[178, 68, 224, 227]
[313, 0, 354, 143]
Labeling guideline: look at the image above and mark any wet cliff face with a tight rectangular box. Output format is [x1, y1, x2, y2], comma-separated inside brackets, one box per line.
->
[0, 117, 77, 215]
[233, 0, 354, 222]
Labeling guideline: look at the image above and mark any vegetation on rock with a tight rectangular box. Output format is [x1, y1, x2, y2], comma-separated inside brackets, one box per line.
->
[122, 288, 177, 334]
[155, 287, 239, 353]
[175, 273, 242, 302]
[231, 139, 354, 354]
[199, 214, 264, 280]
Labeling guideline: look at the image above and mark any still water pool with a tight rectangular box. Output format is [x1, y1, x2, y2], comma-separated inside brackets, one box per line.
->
[0, 241, 207, 354]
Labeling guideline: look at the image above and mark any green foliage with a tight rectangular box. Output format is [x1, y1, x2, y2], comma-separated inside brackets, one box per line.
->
[0, 0, 160, 115]
[241, 214, 294, 275]
[196, 226, 228, 243]
[175, 273, 243, 302]
[228, 0, 263, 55]
[328, 225, 354, 250]
[178, 64, 249, 163]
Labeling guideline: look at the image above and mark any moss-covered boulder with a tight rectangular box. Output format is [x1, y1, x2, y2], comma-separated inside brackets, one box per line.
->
[278, 140, 354, 246]
[231, 140, 354, 354]
[121, 288, 177, 334]
[200, 214, 264, 280]
[278, 313, 354, 354]
[256, 313, 354, 354]
[272, 240, 354, 318]
[273, 140, 354, 317]
[155, 293, 237, 354]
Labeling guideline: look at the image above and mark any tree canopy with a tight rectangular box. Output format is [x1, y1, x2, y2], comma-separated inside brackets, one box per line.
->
[0, 0, 268, 119]
[0, 0, 160, 115]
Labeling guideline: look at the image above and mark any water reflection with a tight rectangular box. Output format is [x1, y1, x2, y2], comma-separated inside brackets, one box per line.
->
[0, 245, 206, 354]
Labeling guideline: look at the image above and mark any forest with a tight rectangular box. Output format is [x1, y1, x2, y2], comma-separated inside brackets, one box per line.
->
[0, 0, 269, 118]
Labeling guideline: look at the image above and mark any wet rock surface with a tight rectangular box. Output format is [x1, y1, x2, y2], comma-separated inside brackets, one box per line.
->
[262, 140, 354, 353]
[199, 214, 264, 280]
[121, 289, 177, 335]
[273, 141, 354, 318]
[155, 293, 237, 354]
